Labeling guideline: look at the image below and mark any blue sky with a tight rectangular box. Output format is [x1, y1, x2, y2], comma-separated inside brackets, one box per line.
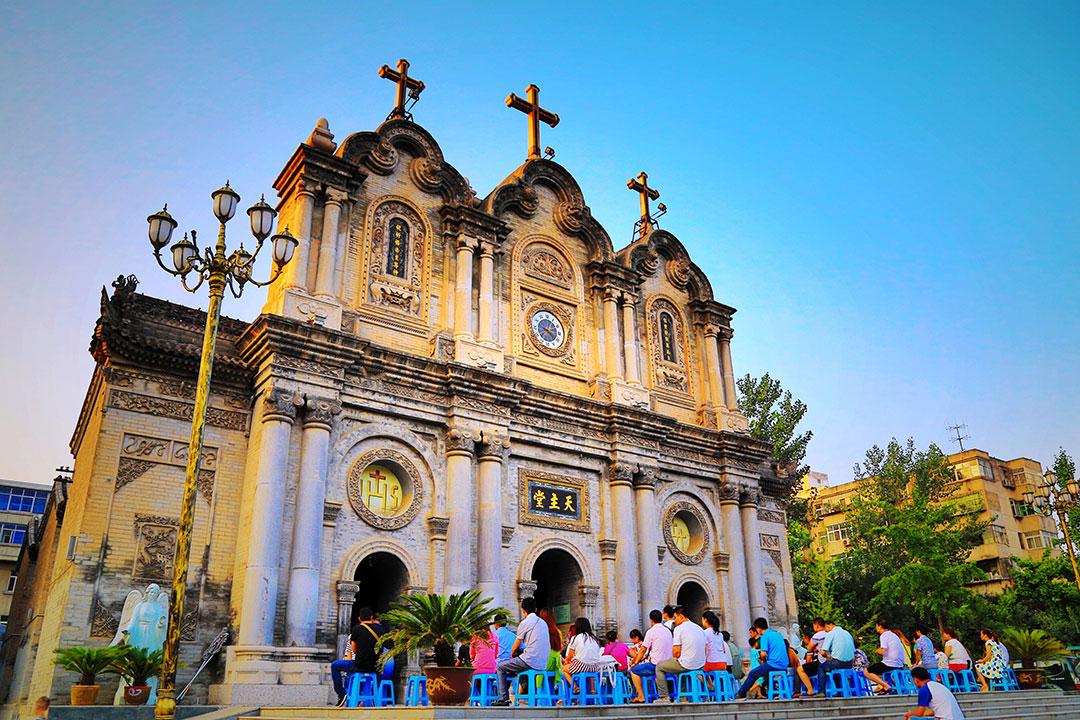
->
[1, 1, 1077, 484]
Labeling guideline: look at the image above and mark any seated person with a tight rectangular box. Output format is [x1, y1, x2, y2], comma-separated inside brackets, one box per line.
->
[629, 610, 673, 703]
[736, 618, 789, 699]
[492, 597, 551, 706]
[905, 666, 966, 720]
[330, 607, 386, 706]
[653, 606, 706, 703]
[602, 629, 630, 671]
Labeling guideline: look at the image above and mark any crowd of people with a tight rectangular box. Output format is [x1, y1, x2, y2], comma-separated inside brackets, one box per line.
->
[331, 596, 1023, 718]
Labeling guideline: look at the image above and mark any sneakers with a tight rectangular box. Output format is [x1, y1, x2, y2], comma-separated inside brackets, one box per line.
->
[490, 699, 511, 707]
[653, 696, 672, 704]
[335, 695, 347, 707]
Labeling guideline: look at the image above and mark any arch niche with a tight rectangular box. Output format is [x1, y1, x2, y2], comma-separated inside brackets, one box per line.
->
[520, 538, 593, 628]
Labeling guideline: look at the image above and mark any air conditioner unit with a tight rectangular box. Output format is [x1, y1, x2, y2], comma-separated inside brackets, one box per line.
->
[65, 536, 78, 560]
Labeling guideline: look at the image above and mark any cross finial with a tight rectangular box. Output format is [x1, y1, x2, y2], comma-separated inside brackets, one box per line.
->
[627, 171, 662, 237]
[506, 84, 560, 161]
[378, 58, 425, 121]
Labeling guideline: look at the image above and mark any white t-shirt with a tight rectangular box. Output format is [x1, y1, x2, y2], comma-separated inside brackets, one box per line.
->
[515, 613, 551, 669]
[643, 623, 673, 664]
[810, 630, 828, 662]
[918, 680, 966, 720]
[672, 621, 706, 670]
[704, 628, 731, 664]
[880, 630, 906, 668]
[945, 638, 971, 665]
[568, 632, 602, 664]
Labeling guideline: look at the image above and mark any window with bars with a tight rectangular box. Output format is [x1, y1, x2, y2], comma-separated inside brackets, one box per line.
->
[0, 487, 48, 514]
[1011, 499, 1034, 518]
[983, 524, 1009, 546]
[1021, 531, 1056, 550]
[825, 523, 852, 543]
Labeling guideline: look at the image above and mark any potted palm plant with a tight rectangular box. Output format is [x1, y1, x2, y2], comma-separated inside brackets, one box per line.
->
[52, 645, 123, 705]
[110, 644, 164, 705]
[379, 590, 507, 705]
[1001, 628, 1066, 689]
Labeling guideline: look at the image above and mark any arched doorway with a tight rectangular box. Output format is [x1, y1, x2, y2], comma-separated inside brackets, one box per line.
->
[676, 580, 709, 624]
[352, 551, 409, 622]
[532, 548, 583, 630]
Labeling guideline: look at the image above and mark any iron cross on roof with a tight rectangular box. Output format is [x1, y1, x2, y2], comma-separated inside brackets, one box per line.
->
[506, 84, 560, 161]
[627, 171, 666, 238]
[378, 58, 425, 121]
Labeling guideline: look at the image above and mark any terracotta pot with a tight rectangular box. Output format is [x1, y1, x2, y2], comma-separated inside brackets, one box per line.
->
[423, 666, 475, 705]
[1015, 667, 1045, 690]
[70, 684, 100, 706]
[124, 685, 151, 705]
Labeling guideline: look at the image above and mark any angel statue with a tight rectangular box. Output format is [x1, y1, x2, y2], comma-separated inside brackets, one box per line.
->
[110, 584, 169, 705]
[789, 621, 807, 661]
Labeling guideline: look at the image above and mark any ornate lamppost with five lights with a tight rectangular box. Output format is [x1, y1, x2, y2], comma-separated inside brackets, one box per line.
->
[1023, 469, 1080, 593]
[145, 184, 297, 720]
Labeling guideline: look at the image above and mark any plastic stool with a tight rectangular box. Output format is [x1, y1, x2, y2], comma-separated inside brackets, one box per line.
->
[469, 673, 498, 706]
[638, 674, 658, 703]
[344, 672, 377, 708]
[405, 674, 428, 706]
[928, 669, 957, 691]
[599, 672, 633, 704]
[514, 670, 557, 706]
[376, 679, 395, 706]
[767, 671, 793, 700]
[825, 669, 863, 698]
[707, 670, 737, 702]
[884, 669, 917, 695]
[954, 669, 979, 693]
[989, 668, 1019, 692]
[676, 670, 710, 703]
[570, 672, 603, 705]
[1004, 668, 1020, 691]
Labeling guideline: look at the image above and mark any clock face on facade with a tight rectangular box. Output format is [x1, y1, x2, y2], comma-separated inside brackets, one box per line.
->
[529, 309, 566, 350]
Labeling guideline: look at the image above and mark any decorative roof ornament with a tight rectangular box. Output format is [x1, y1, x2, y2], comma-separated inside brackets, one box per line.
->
[306, 118, 336, 152]
[378, 58, 425, 122]
[505, 83, 560, 161]
[627, 171, 667, 240]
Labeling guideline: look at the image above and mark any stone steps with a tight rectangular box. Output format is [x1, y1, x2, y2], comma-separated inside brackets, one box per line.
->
[243, 688, 1080, 720]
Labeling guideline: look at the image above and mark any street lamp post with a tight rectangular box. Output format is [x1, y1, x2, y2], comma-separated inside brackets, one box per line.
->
[146, 183, 297, 720]
[1023, 469, 1080, 593]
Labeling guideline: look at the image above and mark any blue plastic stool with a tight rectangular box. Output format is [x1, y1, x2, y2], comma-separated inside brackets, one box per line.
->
[954, 669, 979, 693]
[405, 674, 428, 706]
[514, 670, 557, 706]
[884, 669, 917, 695]
[676, 670, 710, 703]
[344, 672, 377, 708]
[469, 673, 498, 706]
[570, 672, 603, 705]
[825, 669, 862, 698]
[928, 668, 957, 691]
[989, 668, 1019, 692]
[641, 674, 658, 703]
[1004, 668, 1020, 690]
[767, 671, 793, 700]
[600, 672, 633, 704]
[376, 679, 395, 706]
[707, 670, 737, 702]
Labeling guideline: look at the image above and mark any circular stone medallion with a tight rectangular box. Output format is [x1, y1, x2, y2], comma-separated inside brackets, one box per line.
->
[662, 501, 710, 565]
[346, 448, 423, 530]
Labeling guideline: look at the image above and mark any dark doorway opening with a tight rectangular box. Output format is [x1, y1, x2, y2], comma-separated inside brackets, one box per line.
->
[676, 581, 709, 624]
[352, 551, 409, 623]
[531, 549, 583, 628]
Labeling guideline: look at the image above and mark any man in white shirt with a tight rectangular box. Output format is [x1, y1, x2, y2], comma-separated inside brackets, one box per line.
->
[629, 609, 673, 703]
[493, 597, 551, 706]
[865, 618, 905, 694]
[662, 605, 677, 631]
[905, 667, 965, 719]
[803, 618, 828, 680]
[652, 606, 706, 704]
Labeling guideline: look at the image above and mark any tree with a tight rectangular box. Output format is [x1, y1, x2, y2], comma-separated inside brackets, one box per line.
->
[737, 373, 813, 482]
[1050, 448, 1079, 561]
[997, 555, 1080, 645]
[844, 438, 987, 634]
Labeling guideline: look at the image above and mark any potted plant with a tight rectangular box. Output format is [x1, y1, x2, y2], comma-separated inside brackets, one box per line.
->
[110, 644, 164, 705]
[379, 590, 507, 705]
[52, 645, 123, 705]
[1001, 628, 1066, 689]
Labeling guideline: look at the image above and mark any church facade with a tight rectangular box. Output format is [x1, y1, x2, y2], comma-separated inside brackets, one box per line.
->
[5, 66, 797, 708]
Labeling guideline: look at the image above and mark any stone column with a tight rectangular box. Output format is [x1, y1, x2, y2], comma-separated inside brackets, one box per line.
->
[453, 238, 477, 339]
[335, 581, 359, 656]
[237, 386, 302, 647]
[315, 188, 347, 297]
[601, 288, 622, 380]
[740, 488, 768, 620]
[517, 579, 538, 606]
[608, 462, 641, 630]
[579, 585, 601, 626]
[621, 294, 641, 384]
[703, 324, 726, 411]
[285, 395, 341, 647]
[428, 516, 449, 591]
[284, 184, 316, 291]
[719, 328, 738, 411]
[476, 429, 509, 606]
[719, 483, 751, 647]
[633, 468, 661, 619]
[443, 427, 475, 594]
[477, 242, 496, 344]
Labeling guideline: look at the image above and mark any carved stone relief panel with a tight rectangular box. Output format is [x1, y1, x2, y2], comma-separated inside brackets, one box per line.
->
[116, 433, 216, 503]
[645, 296, 692, 396]
[132, 514, 179, 581]
[364, 198, 428, 321]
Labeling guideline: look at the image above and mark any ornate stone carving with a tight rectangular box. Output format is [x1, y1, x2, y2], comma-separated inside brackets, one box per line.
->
[346, 448, 424, 531]
[476, 428, 511, 459]
[522, 245, 573, 290]
[518, 579, 538, 601]
[714, 552, 731, 572]
[180, 609, 198, 642]
[110, 391, 248, 431]
[303, 395, 343, 426]
[765, 582, 778, 615]
[760, 533, 781, 550]
[518, 468, 591, 533]
[523, 298, 576, 360]
[633, 467, 658, 490]
[631, 245, 660, 276]
[428, 515, 449, 539]
[336, 580, 360, 604]
[275, 355, 343, 378]
[366, 198, 427, 319]
[446, 426, 475, 454]
[263, 386, 304, 421]
[501, 525, 515, 547]
[90, 598, 119, 638]
[740, 488, 762, 506]
[116, 458, 154, 491]
[553, 200, 589, 236]
[764, 548, 783, 568]
[196, 469, 214, 504]
[645, 297, 691, 395]
[607, 462, 634, 487]
[757, 508, 786, 524]
[657, 545, 667, 564]
[661, 500, 711, 566]
[579, 584, 601, 608]
[132, 516, 178, 581]
[598, 539, 618, 560]
[667, 258, 691, 289]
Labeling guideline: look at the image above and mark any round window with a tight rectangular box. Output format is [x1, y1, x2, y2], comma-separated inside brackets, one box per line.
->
[663, 501, 710, 565]
[358, 464, 407, 518]
[347, 450, 422, 530]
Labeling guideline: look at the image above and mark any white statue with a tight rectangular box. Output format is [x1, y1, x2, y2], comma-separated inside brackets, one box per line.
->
[789, 621, 807, 661]
[110, 584, 169, 705]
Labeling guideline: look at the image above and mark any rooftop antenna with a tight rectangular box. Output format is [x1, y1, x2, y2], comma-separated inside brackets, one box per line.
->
[947, 423, 970, 452]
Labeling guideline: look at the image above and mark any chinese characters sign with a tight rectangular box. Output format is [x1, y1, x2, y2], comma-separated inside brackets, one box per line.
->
[518, 469, 589, 533]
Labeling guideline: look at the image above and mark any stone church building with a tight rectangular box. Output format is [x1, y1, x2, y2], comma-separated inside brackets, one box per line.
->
[3, 67, 797, 707]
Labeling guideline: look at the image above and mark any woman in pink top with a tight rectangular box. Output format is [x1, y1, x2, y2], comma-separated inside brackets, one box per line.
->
[469, 629, 499, 674]
[602, 629, 630, 671]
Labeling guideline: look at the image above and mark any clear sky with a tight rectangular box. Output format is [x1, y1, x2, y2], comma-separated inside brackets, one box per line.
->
[1, 1, 1077, 485]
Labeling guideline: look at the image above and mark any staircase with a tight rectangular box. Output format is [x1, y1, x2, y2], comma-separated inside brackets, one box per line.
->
[243, 688, 1080, 719]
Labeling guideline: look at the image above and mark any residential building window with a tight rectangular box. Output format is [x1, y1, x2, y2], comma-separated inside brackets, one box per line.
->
[954, 493, 983, 514]
[1011, 499, 1034, 518]
[0, 523, 27, 546]
[4, 574, 15, 593]
[1022, 531, 1056, 550]
[0, 487, 48, 514]
[983, 524, 1009, 546]
[825, 523, 852, 543]
[977, 458, 995, 481]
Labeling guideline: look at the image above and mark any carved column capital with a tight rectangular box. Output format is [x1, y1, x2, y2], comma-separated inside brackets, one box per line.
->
[718, 482, 742, 504]
[599, 539, 618, 560]
[296, 177, 322, 198]
[633, 467, 658, 491]
[302, 395, 342, 427]
[262, 385, 304, 423]
[603, 286, 621, 303]
[455, 236, 479, 253]
[446, 426, 476, 456]
[702, 323, 721, 339]
[579, 584, 601, 608]
[518, 579, 538, 601]
[740, 487, 762, 507]
[335, 580, 360, 605]
[714, 552, 731, 572]
[428, 515, 450, 539]
[608, 462, 635, 487]
[620, 290, 638, 305]
[476, 428, 510, 461]
[324, 186, 349, 205]
[718, 326, 735, 342]
[477, 240, 498, 259]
